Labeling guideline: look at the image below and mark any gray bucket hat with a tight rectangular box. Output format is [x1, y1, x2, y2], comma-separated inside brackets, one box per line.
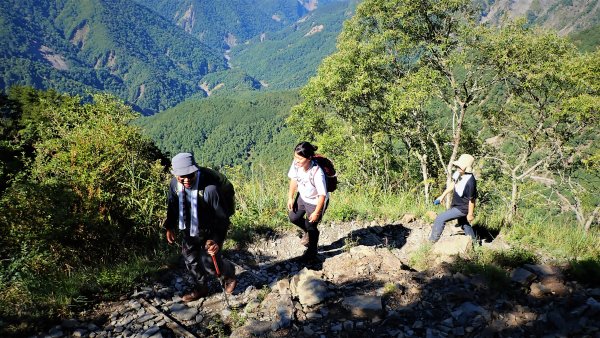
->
[171, 152, 199, 176]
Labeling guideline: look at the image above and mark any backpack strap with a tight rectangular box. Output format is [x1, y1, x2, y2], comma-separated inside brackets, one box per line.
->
[309, 160, 323, 188]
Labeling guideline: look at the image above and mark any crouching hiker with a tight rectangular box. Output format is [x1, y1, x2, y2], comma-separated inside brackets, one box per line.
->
[287, 142, 329, 263]
[164, 152, 237, 302]
[429, 154, 478, 243]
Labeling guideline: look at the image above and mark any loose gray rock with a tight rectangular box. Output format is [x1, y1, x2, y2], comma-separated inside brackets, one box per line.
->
[142, 326, 160, 338]
[342, 295, 383, 318]
[230, 319, 274, 338]
[61, 319, 79, 329]
[510, 267, 536, 285]
[169, 303, 198, 322]
[454, 302, 490, 323]
[524, 264, 562, 278]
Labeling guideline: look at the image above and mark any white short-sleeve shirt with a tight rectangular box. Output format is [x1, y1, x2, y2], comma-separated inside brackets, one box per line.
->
[288, 160, 328, 206]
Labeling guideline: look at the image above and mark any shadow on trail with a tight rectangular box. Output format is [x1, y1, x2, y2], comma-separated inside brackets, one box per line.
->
[252, 262, 598, 337]
[227, 222, 411, 292]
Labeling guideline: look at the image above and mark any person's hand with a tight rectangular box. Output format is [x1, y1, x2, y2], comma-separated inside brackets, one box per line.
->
[433, 199, 441, 205]
[308, 210, 321, 223]
[205, 240, 220, 256]
[166, 229, 176, 244]
[467, 213, 475, 223]
[287, 197, 294, 211]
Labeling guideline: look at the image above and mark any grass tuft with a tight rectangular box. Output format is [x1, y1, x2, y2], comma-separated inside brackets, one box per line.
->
[409, 243, 434, 271]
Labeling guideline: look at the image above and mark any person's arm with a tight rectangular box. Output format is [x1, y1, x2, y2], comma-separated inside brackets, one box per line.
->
[165, 179, 178, 244]
[287, 179, 298, 211]
[436, 182, 455, 201]
[467, 199, 476, 223]
[466, 177, 477, 223]
[308, 195, 326, 222]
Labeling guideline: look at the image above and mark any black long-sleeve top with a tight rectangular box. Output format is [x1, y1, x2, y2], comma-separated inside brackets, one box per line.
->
[165, 167, 234, 244]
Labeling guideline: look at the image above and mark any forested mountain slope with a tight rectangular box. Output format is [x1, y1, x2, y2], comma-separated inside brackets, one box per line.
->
[135, 90, 301, 169]
[135, 0, 357, 90]
[229, 0, 359, 89]
[3, 0, 595, 116]
[0, 0, 226, 114]
[570, 23, 600, 52]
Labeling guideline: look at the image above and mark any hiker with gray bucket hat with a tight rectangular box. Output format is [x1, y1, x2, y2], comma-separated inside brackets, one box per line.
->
[163, 152, 237, 302]
[429, 154, 478, 243]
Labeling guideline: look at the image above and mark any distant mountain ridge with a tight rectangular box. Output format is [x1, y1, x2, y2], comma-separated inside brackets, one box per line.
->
[0, 0, 355, 113]
[479, 0, 600, 35]
[133, 0, 298, 50]
[1, 0, 597, 115]
[0, 0, 228, 114]
[135, 0, 351, 49]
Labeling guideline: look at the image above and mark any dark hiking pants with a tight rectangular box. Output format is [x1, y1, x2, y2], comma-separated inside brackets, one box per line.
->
[181, 234, 235, 288]
[288, 196, 325, 255]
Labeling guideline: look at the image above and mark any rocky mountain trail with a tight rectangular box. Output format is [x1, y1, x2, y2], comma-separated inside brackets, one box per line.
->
[32, 217, 600, 337]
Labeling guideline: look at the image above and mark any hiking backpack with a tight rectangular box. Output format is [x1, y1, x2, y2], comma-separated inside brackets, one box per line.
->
[313, 154, 338, 192]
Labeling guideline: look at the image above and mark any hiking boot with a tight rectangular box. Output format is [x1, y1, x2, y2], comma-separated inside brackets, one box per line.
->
[224, 277, 237, 294]
[299, 249, 319, 264]
[300, 231, 309, 247]
[182, 284, 208, 302]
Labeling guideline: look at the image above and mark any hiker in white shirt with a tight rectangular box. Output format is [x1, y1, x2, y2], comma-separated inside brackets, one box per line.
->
[287, 142, 329, 262]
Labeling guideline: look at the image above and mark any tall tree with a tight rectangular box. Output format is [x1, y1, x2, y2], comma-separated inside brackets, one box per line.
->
[289, 0, 498, 198]
[481, 22, 600, 222]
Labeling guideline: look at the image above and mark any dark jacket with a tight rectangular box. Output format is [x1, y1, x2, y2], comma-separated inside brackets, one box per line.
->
[165, 167, 235, 244]
[451, 174, 477, 214]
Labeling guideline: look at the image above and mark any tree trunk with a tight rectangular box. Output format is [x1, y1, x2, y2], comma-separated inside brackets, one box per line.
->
[509, 175, 519, 223]
[416, 152, 430, 201]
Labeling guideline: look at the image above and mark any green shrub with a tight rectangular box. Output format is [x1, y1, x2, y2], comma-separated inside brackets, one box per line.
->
[567, 258, 600, 285]
[0, 88, 170, 334]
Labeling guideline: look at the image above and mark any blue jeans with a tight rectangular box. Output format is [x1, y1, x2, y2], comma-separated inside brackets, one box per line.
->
[429, 207, 476, 242]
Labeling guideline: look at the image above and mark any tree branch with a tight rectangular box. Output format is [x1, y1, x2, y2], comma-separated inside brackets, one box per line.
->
[516, 158, 546, 181]
[584, 205, 600, 232]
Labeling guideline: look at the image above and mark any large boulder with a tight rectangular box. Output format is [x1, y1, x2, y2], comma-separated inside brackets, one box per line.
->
[322, 245, 406, 284]
[290, 268, 329, 307]
[431, 235, 473, 262]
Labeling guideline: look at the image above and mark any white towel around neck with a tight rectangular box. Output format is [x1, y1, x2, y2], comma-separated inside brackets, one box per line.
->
[454, 173, 473, 197]
[177, 170, 200, 237]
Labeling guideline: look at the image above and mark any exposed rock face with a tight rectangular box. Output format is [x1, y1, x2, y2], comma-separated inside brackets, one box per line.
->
[136, 83, 145, 101]
[224, 32, 237, 48]
[199, 82, 224, 96]
[299, 0, 319, 12]
[481, 0, 600, 35]
[176, 4, 195, 34]
[39, 46, 69, 70]
[304, 24, 324, 36]
[70, 23, 89, 49]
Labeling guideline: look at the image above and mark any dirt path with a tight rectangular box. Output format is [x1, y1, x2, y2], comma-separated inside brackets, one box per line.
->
[31, 219, 600, 338]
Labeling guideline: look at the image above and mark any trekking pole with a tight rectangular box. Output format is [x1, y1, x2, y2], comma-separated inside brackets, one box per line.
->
[210, 253, 230, 308]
